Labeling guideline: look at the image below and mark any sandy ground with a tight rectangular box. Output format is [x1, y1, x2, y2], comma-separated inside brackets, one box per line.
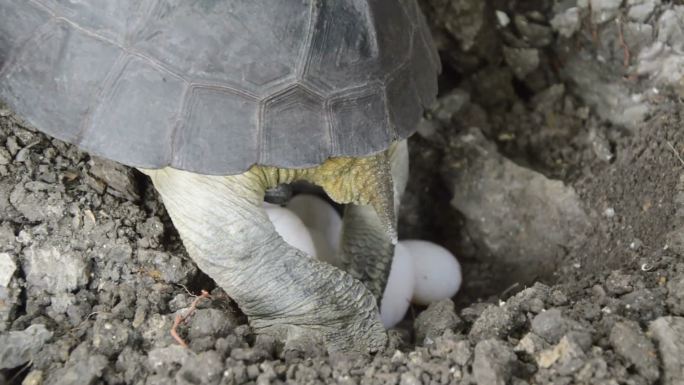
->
[2, 0, 684, 384]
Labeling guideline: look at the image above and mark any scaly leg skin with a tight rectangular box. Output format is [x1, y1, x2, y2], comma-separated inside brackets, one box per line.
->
[337, 141, 409, 302]
[139, 150, 398, 353]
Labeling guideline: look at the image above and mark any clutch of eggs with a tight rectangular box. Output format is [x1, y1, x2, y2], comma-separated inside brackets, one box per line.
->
[264, 195, 462, 328]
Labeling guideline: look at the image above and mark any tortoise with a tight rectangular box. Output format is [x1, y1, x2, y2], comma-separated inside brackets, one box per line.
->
[0, 0, 440, 353]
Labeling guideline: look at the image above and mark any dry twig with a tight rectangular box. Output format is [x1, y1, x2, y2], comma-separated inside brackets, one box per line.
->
[616, 18, 631, 68]
[667, 141, 684, 166]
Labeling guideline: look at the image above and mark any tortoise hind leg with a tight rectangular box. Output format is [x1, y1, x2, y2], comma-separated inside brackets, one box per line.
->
[336, 140, 410, 303]
[141, 166, 387, 353]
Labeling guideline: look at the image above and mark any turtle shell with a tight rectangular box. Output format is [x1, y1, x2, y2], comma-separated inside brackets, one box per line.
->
[0, 0, 440, 175]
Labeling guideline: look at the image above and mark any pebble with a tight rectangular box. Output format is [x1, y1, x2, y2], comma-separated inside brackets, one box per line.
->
[605, 270, 634, 295]
[609, 321, 659, 382]
[147, 345, 191, 375]
[550, 7, 581, 37]
[536, 335, 586, 375]
[176, 350, 223, 385]
[503, 47, 540, 80]
[514, 333, 549, 355]
[50, 352, 109, 385]
[0, 252, 16, 287]
[531, 309, 569, 344]
[0, 324, 53, 369]
[88, 157, 140, 201]
[473, 339, 516, 385]
[92, 318, 131, 357]
[23, 245, 89, 293]
[628, 0, 659, 22]
[188, 308, 238, 340]
[667, 272, 684, 316]
[649, 316, 684, 385]
[469, 304, 525, 343]
[414, 299, 463, 344]
[589, 0, 623, 23]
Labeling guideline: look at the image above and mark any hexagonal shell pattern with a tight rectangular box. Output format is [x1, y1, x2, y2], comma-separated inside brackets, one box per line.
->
[0, 0, 439, 175]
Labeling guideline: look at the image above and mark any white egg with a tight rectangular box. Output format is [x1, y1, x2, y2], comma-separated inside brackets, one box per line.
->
[380, 242, 415, 328]
[263, 203, 317, 258]
[402, 240, 462, 306]
[287, 194, 342, 255]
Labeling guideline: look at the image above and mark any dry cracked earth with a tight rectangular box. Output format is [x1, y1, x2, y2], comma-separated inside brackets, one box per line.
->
[3, 0, 684, 384]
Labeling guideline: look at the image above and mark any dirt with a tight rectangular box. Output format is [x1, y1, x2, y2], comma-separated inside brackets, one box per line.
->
[2, 1, 684, 385]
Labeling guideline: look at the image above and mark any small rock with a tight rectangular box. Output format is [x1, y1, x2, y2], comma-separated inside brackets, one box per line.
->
[531, 309, 568, 344]
[450, 340, 473, 367]
[187, 308, 238, 340]
[442, 127, 590, 284]
[609, 321, 659, 382]
[514, 333, 549, 355]
[6, 136, 20, 156]
[503, 47, 540, 79]
[148, 345, 191, 375]
[22, 370, 43, 385]
[589, 0, 622, 23]
[50, 353, 108, 385]
[627, 0, 659, 22]
[469, 303, 525, 342]
[667, 227, 684, 256]
[0, 324, 53, 369]
[495, 10, 510, 27]
[511, 283, 551, 313]
[605, 270, 634, 295]
[550, 290, 569, 306]
[649, 316, 684, 385]
[136, 216, 164, 244]
[422, 0, 488, 51]
[537, 335, 586, 375]
[88, 157, 140, 201]
[473, 339, 516, 385]
[400, 372, 421, 385]
[621, 288, 667, 323]
[254, 334, 277, 358]
[176, 350, 223, 385]
[667, 272, 684, 315]
[0, 252, 16, 287]
[564, 330, 593, 352]
[550, 7, 581, 38]
[141, 314, 175, 347]
[92, 318, 131, 357]
[138, 250, 197, 285]
[23, 245, 90, 294]
[9, 183, 65, 222]
[513, 14, 553, 47]
[0, 148, 10, 165]
[414, 299, 463, 343]
[0, 285, 19, 331]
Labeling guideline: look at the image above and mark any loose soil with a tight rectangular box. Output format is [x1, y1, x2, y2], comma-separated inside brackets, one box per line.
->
[2, 1, 684, 385]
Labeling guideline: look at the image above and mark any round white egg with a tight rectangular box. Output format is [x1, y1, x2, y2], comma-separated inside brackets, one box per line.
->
[263, 203, 317, 258]
[379, 242, 415, 328]
[402, 240, 462, 306]
[287, 194, 342, 255]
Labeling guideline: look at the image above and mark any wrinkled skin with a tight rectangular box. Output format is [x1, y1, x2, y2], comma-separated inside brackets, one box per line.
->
[141, 141, 408, 353]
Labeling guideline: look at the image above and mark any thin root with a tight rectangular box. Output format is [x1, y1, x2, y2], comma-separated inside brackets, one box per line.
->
[171, 290, 211, 348]
[616, 18, 631, 68]
[667, 141, 684, 166]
